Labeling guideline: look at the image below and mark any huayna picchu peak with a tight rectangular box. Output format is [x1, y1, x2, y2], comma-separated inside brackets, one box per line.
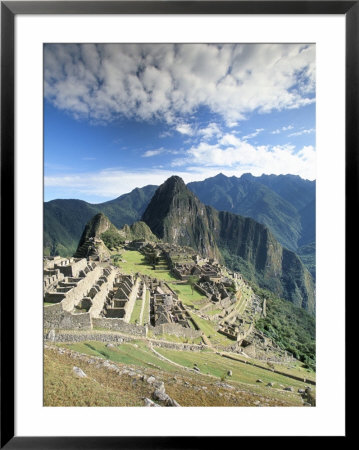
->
[142, 175, 222, 261]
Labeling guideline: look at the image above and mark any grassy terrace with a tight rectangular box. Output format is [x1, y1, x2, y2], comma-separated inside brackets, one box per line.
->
[116, 250, 177, 282]
[142, 290, 150, 325]
[61, 340, 177, 373]
[189, 313, 234, 347]
[155, 347, 311, 404]
[129, 298, 142, 324]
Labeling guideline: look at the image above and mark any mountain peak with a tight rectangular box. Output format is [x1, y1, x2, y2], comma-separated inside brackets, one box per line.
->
[142, 176, 220, 259]
[162, 175, 186, 190]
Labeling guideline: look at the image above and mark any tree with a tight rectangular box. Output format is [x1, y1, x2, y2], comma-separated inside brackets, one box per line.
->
[188, 276, 199, 294]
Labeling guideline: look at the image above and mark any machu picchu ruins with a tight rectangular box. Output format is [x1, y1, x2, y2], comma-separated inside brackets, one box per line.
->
[44, 228, 300, 366]
[44, 182, 316, 408]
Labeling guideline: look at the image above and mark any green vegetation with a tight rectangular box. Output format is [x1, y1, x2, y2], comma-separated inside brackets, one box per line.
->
[171, 283, 206, 309]
[252, 284, 316, 370]
[115, 250, 207, 310]
[116, 250, 176, 281]
[58, 341, 312, 400]
[142, 290, 150, 325]
[63, 341, 177, 372]
[101, 229, 124, 249]
[189, 313, 233, 347]
[146, 331, 203, 345]
[45, 343, 309, 406]
[188, 275, 199, 294]
[120, 221, 158, 242]
[155, 347, 311, 401]
[129, 299, 143, 324]
[298, 241, 316, 279]
[188, 172, 315, 252]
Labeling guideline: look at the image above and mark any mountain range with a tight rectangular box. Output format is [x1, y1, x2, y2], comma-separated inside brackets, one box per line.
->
[44, 172, 315, 278]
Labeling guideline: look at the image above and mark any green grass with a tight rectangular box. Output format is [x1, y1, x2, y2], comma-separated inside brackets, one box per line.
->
[62, 341, 178, 373]
[206, 308, 222, 316]
[117, 250, 207, 309]
[156, 347, 311, 400]
[142, 290, 150, 325]
[147, 331, 203, 345]
[189, 313, 234, 347]
[129, 299, 142, 324]
[117, 250, 177, 282]
[169, 283, 206, 309]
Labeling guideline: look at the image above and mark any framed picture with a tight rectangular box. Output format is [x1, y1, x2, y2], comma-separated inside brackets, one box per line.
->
[1, 1, 352, 446]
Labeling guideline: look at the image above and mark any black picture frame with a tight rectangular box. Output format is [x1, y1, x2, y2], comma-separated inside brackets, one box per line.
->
[1, 1, 353, 447]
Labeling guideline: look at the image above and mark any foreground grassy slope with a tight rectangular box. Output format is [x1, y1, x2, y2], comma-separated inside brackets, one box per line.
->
[45, 342, 314, 406]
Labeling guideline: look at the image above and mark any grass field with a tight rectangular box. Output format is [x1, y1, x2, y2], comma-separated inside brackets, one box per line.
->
[170, 283, 206, 309]
[116, 250, 177, 282]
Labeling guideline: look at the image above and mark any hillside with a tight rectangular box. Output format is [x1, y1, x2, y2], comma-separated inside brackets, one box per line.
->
[188, 172, 315, 252]
[142, 176, 315, 314]
[44, 343, 314, 407]
[44, 185, 157, 256]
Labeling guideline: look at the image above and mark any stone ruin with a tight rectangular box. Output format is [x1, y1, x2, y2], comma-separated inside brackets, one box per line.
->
[103, 274, 138, 320]
[44, 256, 138, 330]
[195, 277, 236, 306]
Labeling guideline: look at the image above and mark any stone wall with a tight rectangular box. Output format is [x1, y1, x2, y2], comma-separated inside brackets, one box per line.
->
[123, 277, 140, 322]
[149, 323, 202, 339]
[56, 258, 88, 277]
[45, 331, 133, 344]
[44, 304, 92, 330]
[89, 268, 117, 318]
[92, 317, 147, 336]
[61, 266, 103, 311]
[151, 339, 204, 352]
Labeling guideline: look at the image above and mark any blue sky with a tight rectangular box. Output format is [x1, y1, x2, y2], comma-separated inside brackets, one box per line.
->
[44, 43, 315, 203]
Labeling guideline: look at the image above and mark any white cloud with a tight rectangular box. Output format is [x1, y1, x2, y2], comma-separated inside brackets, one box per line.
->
[45, 43, 315, 125]
[271, 125, 294, 134]
[288, 128, 315, 137]
[171, 133, 316, 180]
[45, 167, 230, 199]
[243, 128, 264, 140]
[175, 124, 193, 136]
[198, 122, 222, 140]
[142, 148, 165, 158]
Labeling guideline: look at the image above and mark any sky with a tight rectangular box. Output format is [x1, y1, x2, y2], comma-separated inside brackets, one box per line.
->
[44, 43, 316, 203]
